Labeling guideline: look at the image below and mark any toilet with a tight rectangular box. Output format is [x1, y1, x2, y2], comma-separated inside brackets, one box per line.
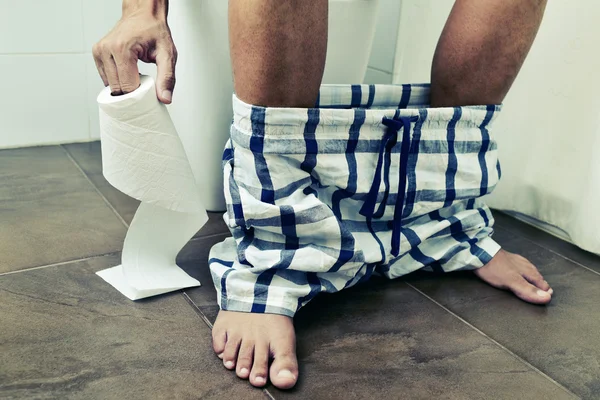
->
[165, 0, 380, 211]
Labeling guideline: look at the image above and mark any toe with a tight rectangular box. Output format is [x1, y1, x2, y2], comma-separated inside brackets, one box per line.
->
[269, 340, 298, 390]
[236, 340, 254, 379]
[212, 327, 227, 358]
[523, 272, 551, 292]
[222, 333, 241, 370]
[250, 341, 269, 388]
[510, 276, 552, 305]
[519, 263, 551, 292]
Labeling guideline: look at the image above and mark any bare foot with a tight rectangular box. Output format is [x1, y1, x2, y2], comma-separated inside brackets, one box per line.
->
[474, 249, 553, 304]
[212, 310, 298, 389]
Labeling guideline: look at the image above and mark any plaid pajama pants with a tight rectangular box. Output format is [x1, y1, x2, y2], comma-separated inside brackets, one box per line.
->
[209, 83, 502, 317]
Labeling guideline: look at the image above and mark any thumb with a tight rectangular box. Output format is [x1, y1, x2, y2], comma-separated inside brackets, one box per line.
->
[155, 47, 177, 104]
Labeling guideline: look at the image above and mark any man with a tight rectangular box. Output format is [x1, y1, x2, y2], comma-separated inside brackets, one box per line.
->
[94, 0, 550, 390]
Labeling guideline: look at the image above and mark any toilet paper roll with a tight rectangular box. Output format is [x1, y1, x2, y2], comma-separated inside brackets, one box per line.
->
[96, 75, 208, 300]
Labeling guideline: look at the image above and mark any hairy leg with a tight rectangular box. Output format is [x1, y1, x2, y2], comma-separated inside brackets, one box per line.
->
[212, 0, 329, 390]
[431, 0, 547, 107]
[431, 0, 552, 304]
[229, 0, 328, 107]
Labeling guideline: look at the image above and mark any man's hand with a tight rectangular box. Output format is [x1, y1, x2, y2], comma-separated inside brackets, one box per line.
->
[92, 0, 176, 103]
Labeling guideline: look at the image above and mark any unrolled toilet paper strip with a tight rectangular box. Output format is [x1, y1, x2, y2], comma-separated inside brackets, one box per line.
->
[96, 75, 208, 300]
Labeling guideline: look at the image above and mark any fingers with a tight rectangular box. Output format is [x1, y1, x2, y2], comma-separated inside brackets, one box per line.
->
[155, 46, 177, 104]
[93, 16, 176, 102]
[92, 44, 109, 87]
[93, 39, 140, 96]
[102, 55, 122, 95]
[113, 49, 141, 94]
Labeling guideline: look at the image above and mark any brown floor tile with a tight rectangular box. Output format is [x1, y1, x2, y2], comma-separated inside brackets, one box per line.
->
[275, 278, 572, 399]
[63, 142, 140, 225]
[178, 234, 231, 323]
[199, 212, 230, 238]
[493, 210, 600, 274]
[0, 146, 126, 273]
[177, 236, 570, 399]
[63, 142, 229, 237]
[0, 254, 268, 400]
[408, 234, 600, 399]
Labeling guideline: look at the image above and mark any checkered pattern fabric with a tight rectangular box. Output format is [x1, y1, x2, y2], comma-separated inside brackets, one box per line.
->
[209, 84, 502, 317]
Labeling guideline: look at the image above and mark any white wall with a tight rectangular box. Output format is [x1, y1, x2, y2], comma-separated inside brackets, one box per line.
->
[391, 0, 600, 253]
[0, 0, 123, 149]
[0, 0, 399, 149]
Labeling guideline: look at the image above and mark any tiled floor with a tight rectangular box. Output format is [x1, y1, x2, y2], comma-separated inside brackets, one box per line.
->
[1, 142, 599, 400]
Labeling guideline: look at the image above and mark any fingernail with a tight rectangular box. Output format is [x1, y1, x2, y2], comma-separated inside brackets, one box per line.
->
[537, 290, 549, 297]
[162, 90, 172, 102]
[217, 353, 223, 359]
[255, 376, 266, 385]
[224, 360, 234, 369]
[240, 368, 249, 376]
[278, 369, 295, 379]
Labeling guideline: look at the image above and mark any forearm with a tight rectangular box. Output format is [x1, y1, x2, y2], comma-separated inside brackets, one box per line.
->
[122, 0, 169, 19]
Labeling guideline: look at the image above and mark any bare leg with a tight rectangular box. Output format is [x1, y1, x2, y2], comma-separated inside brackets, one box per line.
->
[229, 0, 328, 107]
[431, 0, 553, 304]
[431, 0, 547, 107]
[212, 0, 328, 390]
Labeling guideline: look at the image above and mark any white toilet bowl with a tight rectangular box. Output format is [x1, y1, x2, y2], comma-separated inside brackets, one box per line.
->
[167, 0, 380, 211]
[323, 0, 380, 84]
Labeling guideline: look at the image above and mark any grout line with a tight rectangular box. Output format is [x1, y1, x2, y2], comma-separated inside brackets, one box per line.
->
[80, 23, 95, 144]
[181, 292, 278, 400]
[0, 139, 96, 151]
[60, 144, 230, 239]
[0, 252, 119, 277]
[404, 282, 580, 399]
[181, 292, 214, 329]
[60, 143, 228, 240]
[60, 144, 130, 228]
[521, 236, 600, 278]
[496, 225, 600, 278]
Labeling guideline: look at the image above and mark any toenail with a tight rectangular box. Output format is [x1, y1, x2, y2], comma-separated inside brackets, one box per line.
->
[240, 368, 249, 376]
[537, 290, 549, 297]
[255, 376, 266, 385]
[548, 288, 554, 295]
[224, 360, 234, 369]
[278, 369, 296, 380]
[217, 353, 223, 359]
